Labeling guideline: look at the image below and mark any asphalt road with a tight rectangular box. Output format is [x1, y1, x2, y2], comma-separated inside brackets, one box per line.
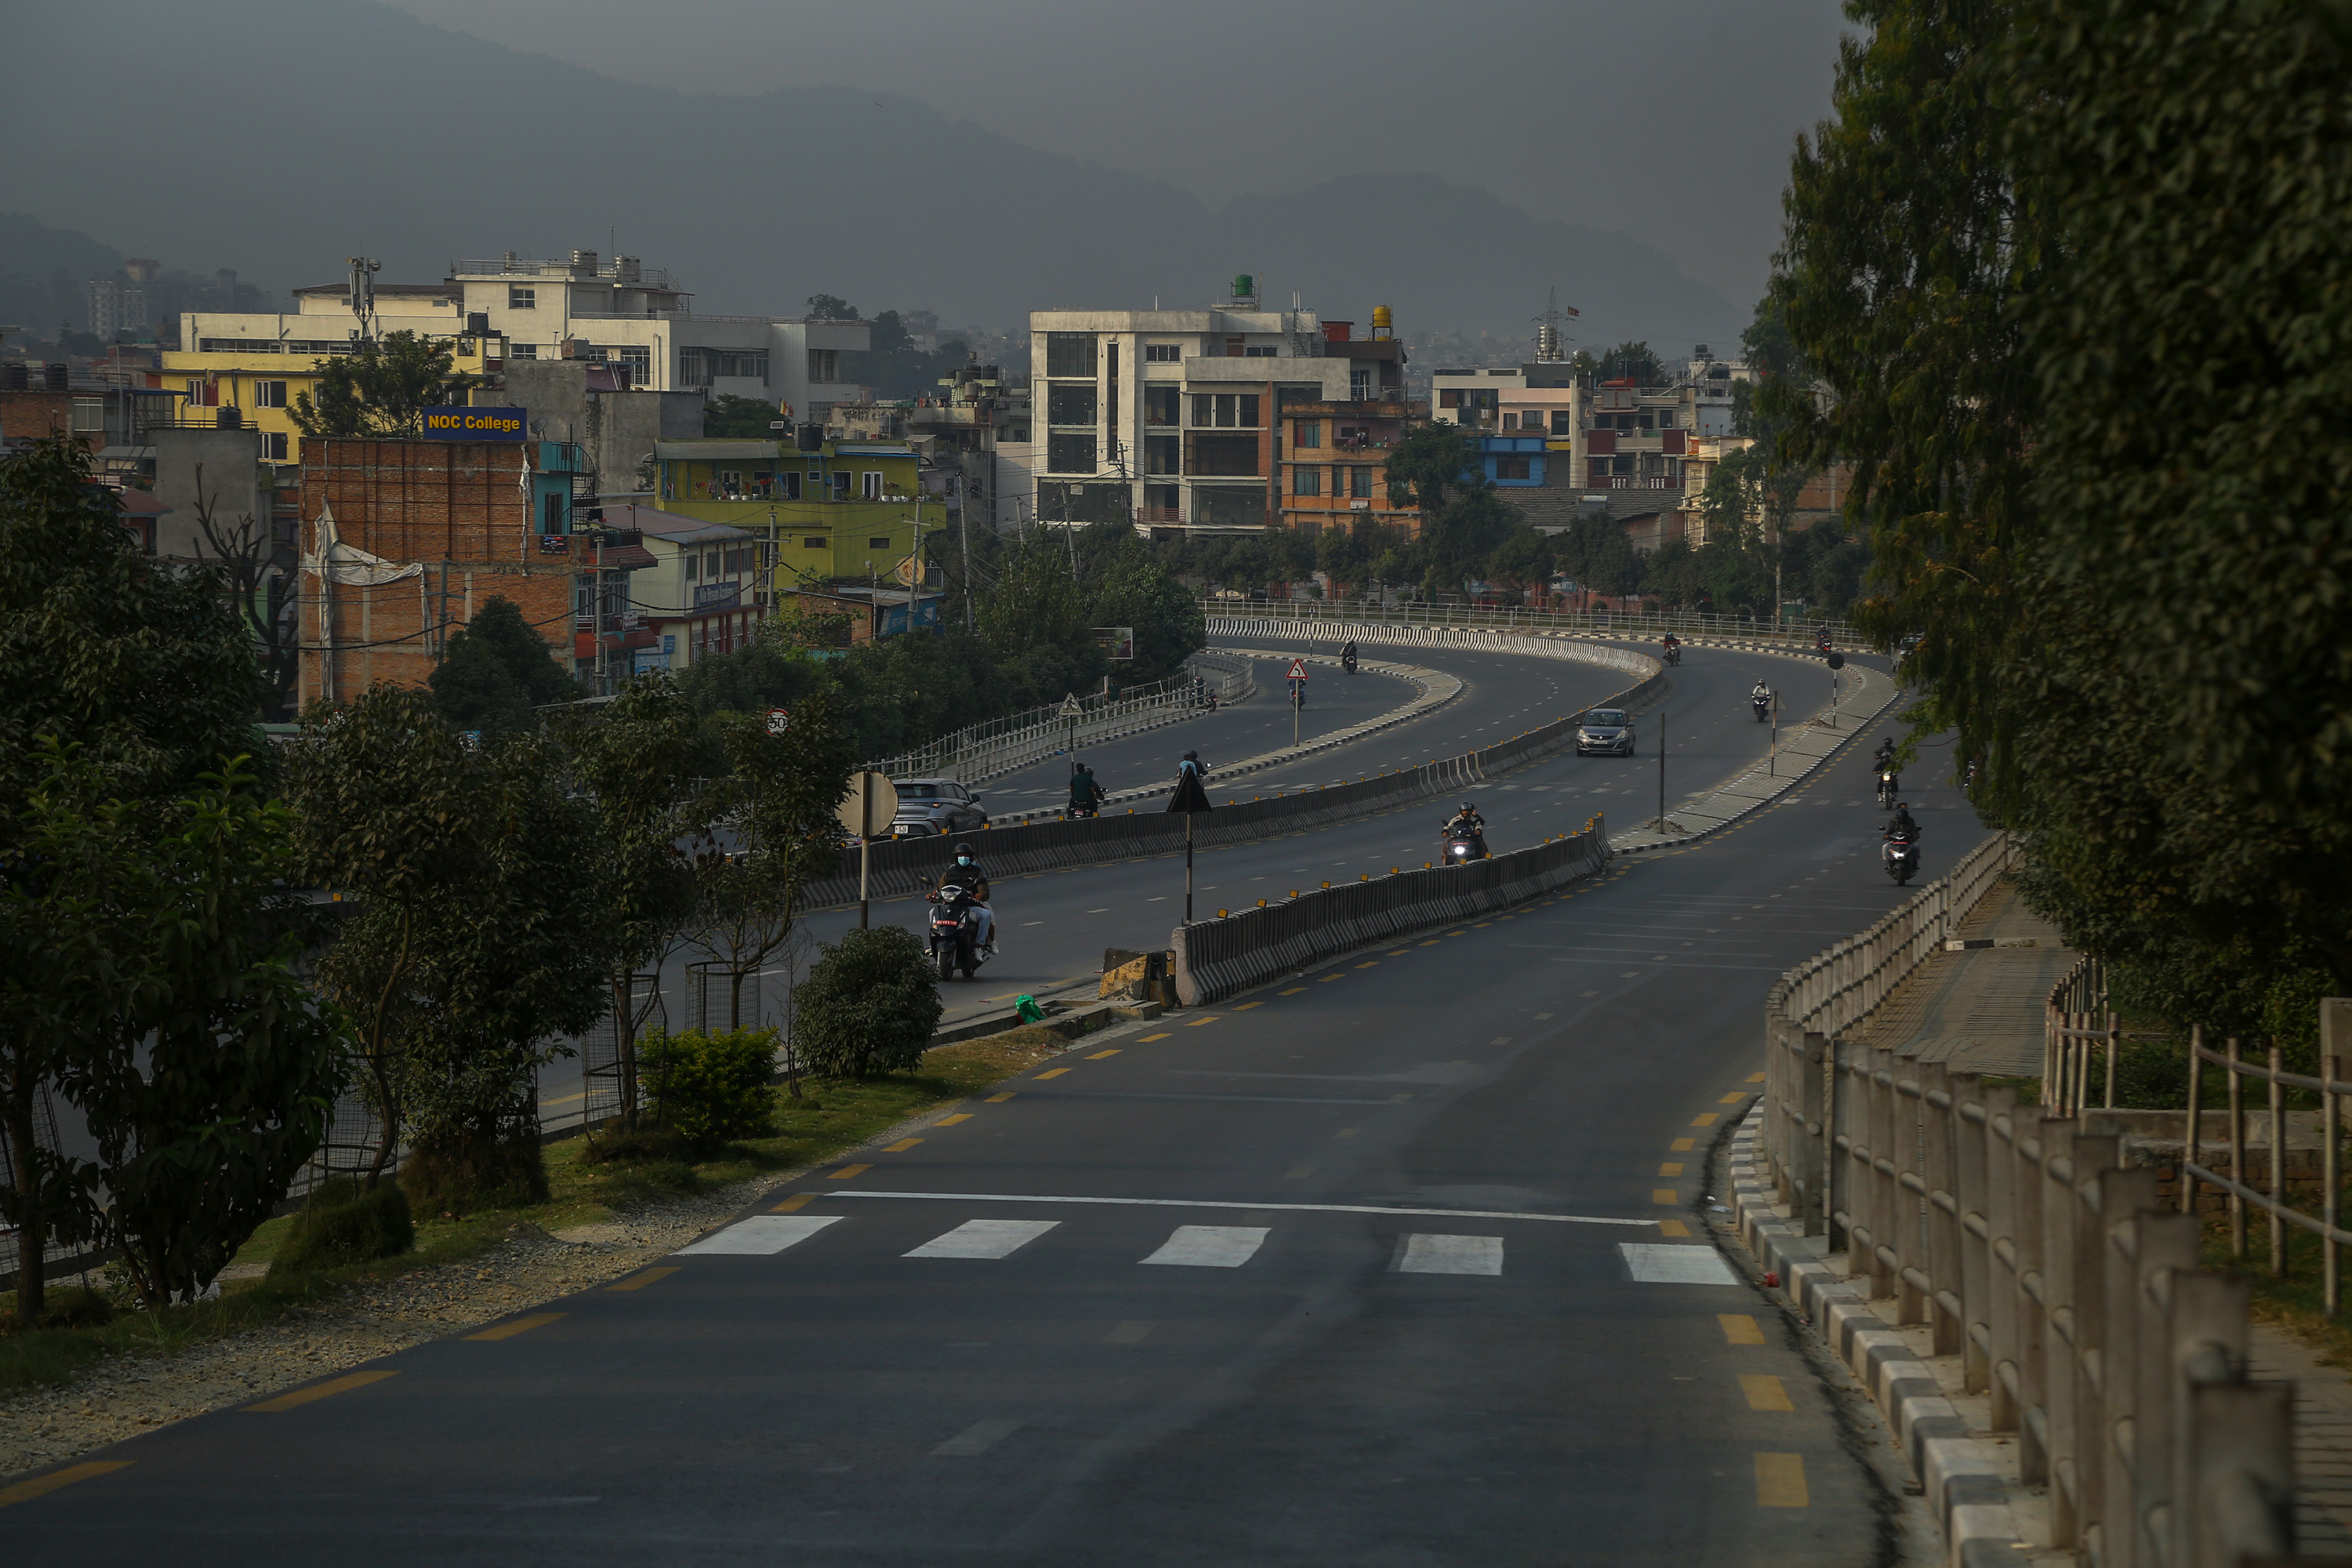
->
[5, 639, 1983, 1565]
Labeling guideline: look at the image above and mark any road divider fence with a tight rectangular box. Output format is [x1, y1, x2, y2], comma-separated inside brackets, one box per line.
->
[1170, 820, 1610, 1006]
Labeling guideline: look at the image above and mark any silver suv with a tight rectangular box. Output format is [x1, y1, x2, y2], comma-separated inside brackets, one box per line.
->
[888, 779, 989, 837]
[1576, 708, 1635, 757]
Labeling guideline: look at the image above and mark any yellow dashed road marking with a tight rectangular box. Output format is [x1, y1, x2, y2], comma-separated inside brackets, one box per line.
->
[1718, 1092, 1746, 1105]
[1658, 1219, 1690, 1238]
[1652, 1189, 1678, 1204]
[1719, 1314, 1766, 1345]
[986, 1091, 1016, 1102]
[1086, 1049, 1120, 1059]
[884, 1138, 924, 1152]
[247, 1370, 397, 1411]
[1670, 1138, 1695, 1152]
[771, 1194, 815, 1212]
[467, 1312, 565, 1342]
[937, 1113, 973, 1127]
[1692, 1112, 1719, 1127]
[829, 1163, 872, 1179]
[610, 1266, 681, 1290]
[1036, 1068, 1072, 1079]
[1659, 1163, 1684, 1178]
[1740, 1374, 1794, 1412]
[1755, 1453, 1809, 1507]
[1139, 1033, 1171, 1042]
[0, 1461, 131, 1509]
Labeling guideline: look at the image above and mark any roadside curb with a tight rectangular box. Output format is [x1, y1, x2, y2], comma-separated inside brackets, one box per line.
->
[1724, 1105, 2027, 1564]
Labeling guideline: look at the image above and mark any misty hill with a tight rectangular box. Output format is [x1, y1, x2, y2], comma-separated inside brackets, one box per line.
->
[0, 0, 1740, 350]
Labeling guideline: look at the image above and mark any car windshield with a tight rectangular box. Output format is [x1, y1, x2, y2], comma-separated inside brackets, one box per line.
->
[1586, 710, 1627, 727]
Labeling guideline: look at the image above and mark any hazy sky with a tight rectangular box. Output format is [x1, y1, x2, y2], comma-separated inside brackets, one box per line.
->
[380, 0, 1853, 315]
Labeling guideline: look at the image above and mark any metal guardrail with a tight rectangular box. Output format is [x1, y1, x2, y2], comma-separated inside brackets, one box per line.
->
[861, 654, 1254, 787]
[1219, 595, 1869, 651]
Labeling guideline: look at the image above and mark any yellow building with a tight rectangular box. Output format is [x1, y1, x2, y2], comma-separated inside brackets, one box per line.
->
[652, 438, 942, 590]
[155, 338, 499, 467]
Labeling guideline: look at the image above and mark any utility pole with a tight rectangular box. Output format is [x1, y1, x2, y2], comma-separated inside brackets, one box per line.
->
[1656, 706, 1666, 829]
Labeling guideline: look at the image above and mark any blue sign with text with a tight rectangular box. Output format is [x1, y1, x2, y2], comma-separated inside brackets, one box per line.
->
[422, 405, 528, 441]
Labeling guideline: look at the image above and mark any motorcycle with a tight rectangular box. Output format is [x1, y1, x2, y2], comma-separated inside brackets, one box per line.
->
[1751, 693, 1772, 724]
[927, 886, 986, 980]
[1883, 830, 1920, 886]
[1443, 825, 1490, 864]
[1062, 795, 1102, 822]
[1875, 770, 1900, 808]
[1191, 681, 1218, 712]
[1663, 643, 1682, 666]
[1341, 652, 1359, 674]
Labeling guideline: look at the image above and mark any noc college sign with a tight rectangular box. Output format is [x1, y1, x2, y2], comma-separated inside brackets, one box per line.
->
[422, 405, 528, 441]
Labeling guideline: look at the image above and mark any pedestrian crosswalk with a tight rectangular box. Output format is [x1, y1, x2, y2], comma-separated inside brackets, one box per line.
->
[676, 1214, 1517, 1273]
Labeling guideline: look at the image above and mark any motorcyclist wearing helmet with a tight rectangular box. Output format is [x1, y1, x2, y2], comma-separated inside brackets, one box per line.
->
[1751, 680, 1771, 705]
[1443, 800, 1486, 850]
[1341, 638, 1359, 672]
[1179, 749, 1209, 782]
[1068, 761, 1105, 815]
[933, 844, 996, 954]
[1884, 801, 1920, 840]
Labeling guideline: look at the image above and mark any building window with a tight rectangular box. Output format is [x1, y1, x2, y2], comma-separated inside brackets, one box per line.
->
[684, 551, 699, 582]
[1047, 432, 1097, 474]
[610, 347, 651, 386]
[509, 343, 538, 359]
[1552, 410, 1575, 436]
[808, 348, 840, 383]
[1349, 466, 1374, 499]
[1193, 393, 1260, 429]
[1188, 434, 1258, 477]
[831, 472, 851, 499]
[718, 469, 743, 497]
[1143, 343, 1181, 362]
[1244, 345, 1277, 358]
[252, 380, 287, 408]
[1501, 413, 1519, 430]
[862, 471, 884, 500]
[1350, 367, 1372, 400]
[779, 472, 801, 499]
[1143, 387, 1180, 426]
[510, 285, 535, 308]
[1294, 420, 1320, 448]
[71, 397, 104, 433]
[868, 535, 889, 548]
[1496, 456, 1532, 481]
[1439, 389, 1463, 408]
[1293, 465, 1322, 496]
[261, 431, 289, 460]
[803, 536, 826, 549]
[1144, 433, 1181, 475]
[541, 492, 565, 534]
[1657, 410, 1675, 428]
[687, 349, 768, 382]
[1044, 332, 1097, 378]
[1046, 383, 1098, 425]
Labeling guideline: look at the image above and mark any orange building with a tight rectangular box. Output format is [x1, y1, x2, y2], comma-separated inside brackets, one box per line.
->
[1277, 397, 1421, 537]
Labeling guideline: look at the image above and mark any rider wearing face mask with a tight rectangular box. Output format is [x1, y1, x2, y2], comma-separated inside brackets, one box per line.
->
[936, 844, 996, 954]
[1444, 800, 1486, 845]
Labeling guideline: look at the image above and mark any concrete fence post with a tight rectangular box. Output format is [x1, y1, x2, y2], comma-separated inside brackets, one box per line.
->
[1955, 1072, 1995, 1393]
[1922, 1061, 1966, 1356]
[2013, 1103, 2050, 1483]
[2165, 1271, 2255, 1566]
[1801, 1031, 1829, 1236]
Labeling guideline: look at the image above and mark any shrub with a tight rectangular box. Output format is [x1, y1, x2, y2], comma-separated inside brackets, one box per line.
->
[267, 1177, 415, 1276]
[794, 925, 942, 1078]
[645, 1027, 779, 1153]
[398, 1121, 549, 1217]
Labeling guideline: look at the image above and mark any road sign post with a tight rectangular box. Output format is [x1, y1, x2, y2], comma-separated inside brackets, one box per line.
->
[1287, 658, 1307, 745]
[1060, 692, 1083, 761]
[765, 706, 790, 737]
[1166, 758, 1214, 924]
[833, 770, 900, 929]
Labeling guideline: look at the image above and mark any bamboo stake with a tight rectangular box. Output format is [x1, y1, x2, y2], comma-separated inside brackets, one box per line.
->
[2271, 1040, 2288, 1279]
[2184, 1022, 2203, 1215]
[2229, 1036, 2248, 1261]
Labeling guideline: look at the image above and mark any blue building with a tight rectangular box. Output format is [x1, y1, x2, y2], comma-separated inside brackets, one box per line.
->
[1468, 432, 1548, 489]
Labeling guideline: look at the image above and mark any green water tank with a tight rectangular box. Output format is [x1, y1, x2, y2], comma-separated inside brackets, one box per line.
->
[1232, 274, 1254, 299]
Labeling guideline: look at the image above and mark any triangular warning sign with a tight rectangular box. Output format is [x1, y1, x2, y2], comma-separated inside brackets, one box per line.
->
[1287, 659, 1307, 680]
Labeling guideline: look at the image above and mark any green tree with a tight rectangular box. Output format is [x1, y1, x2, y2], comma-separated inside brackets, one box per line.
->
[567, 673, 705, 1130]
[1483, 527, 1555, 596]
[1595, 340, 1662, 383]
[291, 331, 479, 439]
[390, 730, 619, 1211]
[285, 686, 479, 1179]
[687, 694, 858, 1031]
[704, 394, 784, 438]
[427, 596, 580, 738]
[1382, 424, 1480, 521]
[793, 925, 942, 1078]
[1088, 555, 1204, 686]
[74, 753, 344, 1305]
[805, 294, 860, 321]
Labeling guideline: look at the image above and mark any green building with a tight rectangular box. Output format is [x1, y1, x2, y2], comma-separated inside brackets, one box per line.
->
[652, 438, 939, 591]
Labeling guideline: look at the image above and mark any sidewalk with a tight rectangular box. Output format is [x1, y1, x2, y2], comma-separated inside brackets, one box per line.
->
[1853, 876, 2072, 1077]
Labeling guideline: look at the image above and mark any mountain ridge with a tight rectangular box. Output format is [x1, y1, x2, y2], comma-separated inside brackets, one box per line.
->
[0, 0, 1740, 347]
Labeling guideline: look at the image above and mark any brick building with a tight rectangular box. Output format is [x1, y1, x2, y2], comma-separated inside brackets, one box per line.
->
[296, 435, 652, 707]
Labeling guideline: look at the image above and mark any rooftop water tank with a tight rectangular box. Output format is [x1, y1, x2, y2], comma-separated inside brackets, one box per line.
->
[1232, 274, 1254, 299]
[1372, 304, 1393, 336]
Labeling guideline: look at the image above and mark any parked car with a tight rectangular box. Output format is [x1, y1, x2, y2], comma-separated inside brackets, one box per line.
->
[1576, 708, 1636, 757]
[889, 779, 988, 837]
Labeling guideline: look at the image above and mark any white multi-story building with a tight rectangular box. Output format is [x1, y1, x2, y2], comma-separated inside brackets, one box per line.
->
[176, 249, 869, 423]
[1008, 281, 1407, 533]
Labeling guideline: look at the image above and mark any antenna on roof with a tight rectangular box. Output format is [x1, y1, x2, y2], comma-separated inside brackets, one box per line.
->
[1532, 286, 1579, 363]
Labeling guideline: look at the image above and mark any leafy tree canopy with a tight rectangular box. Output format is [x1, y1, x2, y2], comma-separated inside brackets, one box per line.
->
[291, 331, 478, 439]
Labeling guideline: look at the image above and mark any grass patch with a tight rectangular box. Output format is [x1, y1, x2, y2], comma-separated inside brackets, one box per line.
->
[0, 1026, 1074, 1398]
[2201, 1211, 2352, 1371]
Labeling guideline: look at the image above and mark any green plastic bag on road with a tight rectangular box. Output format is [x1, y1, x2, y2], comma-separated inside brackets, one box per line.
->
[1014, 994, 1047, 1023]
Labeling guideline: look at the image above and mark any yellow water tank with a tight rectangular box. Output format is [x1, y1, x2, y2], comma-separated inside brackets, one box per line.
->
[1371, 304, 1394, 338]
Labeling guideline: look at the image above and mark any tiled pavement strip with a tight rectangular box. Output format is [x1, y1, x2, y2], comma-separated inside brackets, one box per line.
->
[1728, 874, 2352, 1561]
